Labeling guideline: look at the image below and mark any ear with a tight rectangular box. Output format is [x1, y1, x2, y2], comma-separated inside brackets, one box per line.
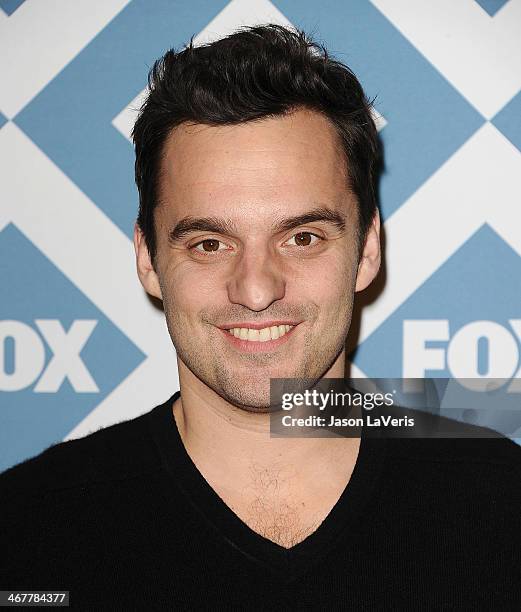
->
[355, 209, 381, 292]
[133, 224, 163, 300]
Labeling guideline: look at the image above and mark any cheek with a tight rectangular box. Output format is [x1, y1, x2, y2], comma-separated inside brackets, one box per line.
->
[160, 260, 225, 316]
[288, 253, 355, 303]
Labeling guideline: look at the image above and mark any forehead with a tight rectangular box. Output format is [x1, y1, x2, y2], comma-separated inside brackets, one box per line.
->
[157, 108, 353, 222]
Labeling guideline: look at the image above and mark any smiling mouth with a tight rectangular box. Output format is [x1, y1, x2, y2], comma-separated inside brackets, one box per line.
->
[226, 324, 294, 342]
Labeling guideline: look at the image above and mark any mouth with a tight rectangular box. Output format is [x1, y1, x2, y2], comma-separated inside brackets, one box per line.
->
[217, 321, 300, 353]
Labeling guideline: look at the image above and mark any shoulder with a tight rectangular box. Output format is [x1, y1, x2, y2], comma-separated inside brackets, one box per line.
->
[378, 408, 521, 507]
[386, 431, 521, 473]
[384, 406, 521, 468]
[0, 404, 163, 503]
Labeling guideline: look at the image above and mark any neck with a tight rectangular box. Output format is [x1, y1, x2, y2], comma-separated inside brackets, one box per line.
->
[172, 354, 361, 503]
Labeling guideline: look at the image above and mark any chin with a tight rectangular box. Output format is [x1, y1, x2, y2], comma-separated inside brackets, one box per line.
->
[216, 383, 274, 413]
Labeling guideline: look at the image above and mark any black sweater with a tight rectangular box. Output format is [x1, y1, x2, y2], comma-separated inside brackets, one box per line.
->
[1, 391, 520, 610]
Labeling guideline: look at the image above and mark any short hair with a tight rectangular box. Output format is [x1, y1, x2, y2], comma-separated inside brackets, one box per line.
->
[132, 23, 379, 265]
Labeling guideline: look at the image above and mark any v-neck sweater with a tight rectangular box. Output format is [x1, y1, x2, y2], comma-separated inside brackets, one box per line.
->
[1, 390, 520, 610]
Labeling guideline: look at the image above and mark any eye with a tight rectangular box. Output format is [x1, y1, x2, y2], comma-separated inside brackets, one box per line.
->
[191, 238, 229, 254]
[284, 232, 321, 247]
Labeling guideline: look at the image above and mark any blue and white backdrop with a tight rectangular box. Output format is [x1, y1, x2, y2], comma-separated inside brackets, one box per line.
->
[1, 0, 520, 471]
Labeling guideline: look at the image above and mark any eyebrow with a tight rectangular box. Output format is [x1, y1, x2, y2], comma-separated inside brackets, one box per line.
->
[168, 206, 346, 243]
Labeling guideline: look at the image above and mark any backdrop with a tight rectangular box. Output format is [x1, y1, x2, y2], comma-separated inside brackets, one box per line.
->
[1, 0, 520, 472]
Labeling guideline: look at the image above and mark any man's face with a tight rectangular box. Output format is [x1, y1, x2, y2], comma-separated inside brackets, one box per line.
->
[136, 108, 379, 411]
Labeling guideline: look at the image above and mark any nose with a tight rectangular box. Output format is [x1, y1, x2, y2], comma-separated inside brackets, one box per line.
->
[227, 245, 286, 312]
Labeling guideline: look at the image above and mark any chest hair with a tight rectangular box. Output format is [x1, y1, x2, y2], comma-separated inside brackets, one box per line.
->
[227, 463, 324, 549]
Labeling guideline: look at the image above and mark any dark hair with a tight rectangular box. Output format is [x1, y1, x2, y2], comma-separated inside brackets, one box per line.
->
[132, 24, 379, 264]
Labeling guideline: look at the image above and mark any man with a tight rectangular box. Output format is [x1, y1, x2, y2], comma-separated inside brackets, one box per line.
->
[1, 24, 520, 610]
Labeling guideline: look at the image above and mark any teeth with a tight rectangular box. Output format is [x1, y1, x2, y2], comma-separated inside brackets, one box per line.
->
[247, 328, 260, 341]
[258, 328, 270, 342]
[228, 324, 294, 341]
